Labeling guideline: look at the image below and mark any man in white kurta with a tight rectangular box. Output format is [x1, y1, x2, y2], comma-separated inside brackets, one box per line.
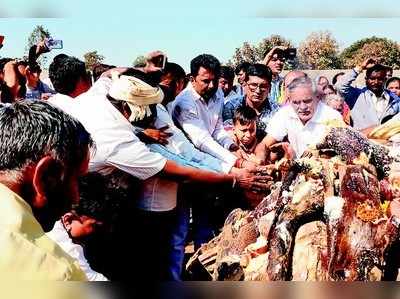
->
[256, 76, 342, 160]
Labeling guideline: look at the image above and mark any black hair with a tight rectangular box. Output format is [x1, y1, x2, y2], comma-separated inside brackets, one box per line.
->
[49, 54, 88, 95]
[233, 105, 257, 126]
[220, 66, 235, 83]
[0, 58, 13, 72]
[366, 64, 387, 78]
[0, 101, 93, 172]
[163, 62, 186, 81]
[386, 76, 400, 88]
[92, 63, 116, 82]
[122, 68, 160, 87]
[245, 63, 273, 83]
[27, 62, 42, 74]
[73, 172, 126, 223]
[385, 65, 393, 72]
[190, 54, 221, 78]
[160, 62, 187, 103]
[332, 72, 345, 85]
[234, 62, 251, 75]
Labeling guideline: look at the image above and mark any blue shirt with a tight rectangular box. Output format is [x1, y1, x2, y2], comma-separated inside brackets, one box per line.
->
[222, 95, 279, 139]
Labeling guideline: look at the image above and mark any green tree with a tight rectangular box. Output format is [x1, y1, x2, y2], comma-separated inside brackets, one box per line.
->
[83, 51, 105, 71]
[340, 36, 400, 69]
[298, 31, 341, 70]
[26, 25, 51, 66]
[133, 55, 147, 67]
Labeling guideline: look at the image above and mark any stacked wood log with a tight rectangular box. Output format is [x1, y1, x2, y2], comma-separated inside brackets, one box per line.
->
[186, 127, 400, 281]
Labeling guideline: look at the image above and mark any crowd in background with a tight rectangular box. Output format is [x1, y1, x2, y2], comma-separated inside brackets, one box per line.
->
[0, 38, 400, 281]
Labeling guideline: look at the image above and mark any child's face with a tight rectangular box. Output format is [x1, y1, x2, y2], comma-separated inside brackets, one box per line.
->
[234, 121, 256, 147]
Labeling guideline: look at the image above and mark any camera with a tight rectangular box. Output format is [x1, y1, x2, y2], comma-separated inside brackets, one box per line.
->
[284, 48, 297, 60]
[151, 54, 167, 69]
[44, 38, 63, 50]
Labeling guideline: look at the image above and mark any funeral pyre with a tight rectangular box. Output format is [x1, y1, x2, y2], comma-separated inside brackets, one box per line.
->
[186, 125, 400, 281]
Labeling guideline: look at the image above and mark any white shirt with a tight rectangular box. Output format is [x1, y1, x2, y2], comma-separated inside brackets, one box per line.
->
[136, 104, 232, 212]
[267, 102, 342, 158]
[156, 104, 231, 173]
[171, 83, 237, 168]
[372, 92, 390, 118]
[48, 82, 167, 180]
[46, 221, 108, 281]
[351, 90, 392, 130]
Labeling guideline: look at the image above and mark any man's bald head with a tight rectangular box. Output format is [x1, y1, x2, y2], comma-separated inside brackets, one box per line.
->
[284, 71, 307, 87]
[282, 71, 307, 104]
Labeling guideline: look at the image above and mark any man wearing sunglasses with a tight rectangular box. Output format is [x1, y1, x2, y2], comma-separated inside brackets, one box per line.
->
[223, 63, 279, 140]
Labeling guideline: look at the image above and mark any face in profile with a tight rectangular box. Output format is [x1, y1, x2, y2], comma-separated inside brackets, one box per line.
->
[62, 212, 104, 242]
[191, 67, 218, 100]
[34, 151, 90, 232]
[317, 77, 329, 95]
[237, 70, 246, 86]
[289, 85, 317, 124]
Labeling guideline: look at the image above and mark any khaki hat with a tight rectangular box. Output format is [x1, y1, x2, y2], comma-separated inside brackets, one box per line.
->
[108, 73, 164, 122]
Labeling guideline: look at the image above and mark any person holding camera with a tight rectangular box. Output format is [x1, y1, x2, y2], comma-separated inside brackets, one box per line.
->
[262, 46, 295, 105]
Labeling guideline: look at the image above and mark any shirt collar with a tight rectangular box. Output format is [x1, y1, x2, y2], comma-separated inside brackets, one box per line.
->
[188, 82, 220, 104]
[366, 89, 391, 101]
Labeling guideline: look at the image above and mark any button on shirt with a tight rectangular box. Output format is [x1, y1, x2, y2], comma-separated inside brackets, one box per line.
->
[267, 102, 342, 158]
[372, 91, 390, 119]
[171, 84, 237, 168]
[48, 79, 167, 180]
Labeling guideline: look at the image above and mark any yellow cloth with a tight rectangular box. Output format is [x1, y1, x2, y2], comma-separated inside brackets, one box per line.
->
[0, 183, 87, 280]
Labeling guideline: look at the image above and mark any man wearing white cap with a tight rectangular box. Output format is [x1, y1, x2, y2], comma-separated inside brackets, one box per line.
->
[50, 67, 268, 280]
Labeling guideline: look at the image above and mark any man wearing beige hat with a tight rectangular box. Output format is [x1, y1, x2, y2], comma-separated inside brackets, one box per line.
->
[50, 67, 269, 279]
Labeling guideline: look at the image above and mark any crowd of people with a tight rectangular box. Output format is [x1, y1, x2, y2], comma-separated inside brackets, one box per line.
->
[0, 38, 400, 281]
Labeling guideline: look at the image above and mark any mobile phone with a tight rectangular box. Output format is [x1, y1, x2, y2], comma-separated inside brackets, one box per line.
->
[285, 48, 297, 60]
[152, 54, 167, 69]
[45, 38, 63, 50]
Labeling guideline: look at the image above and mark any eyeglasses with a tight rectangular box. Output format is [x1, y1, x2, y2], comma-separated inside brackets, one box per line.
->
[247, 82, 270, 92]
[270, 57, 286, 62]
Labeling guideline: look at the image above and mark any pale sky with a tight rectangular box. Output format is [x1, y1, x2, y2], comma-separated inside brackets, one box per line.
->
[1, 1, 399, 70]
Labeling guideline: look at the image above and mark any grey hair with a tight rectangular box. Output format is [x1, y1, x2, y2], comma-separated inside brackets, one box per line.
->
[286, 76, 317, 95]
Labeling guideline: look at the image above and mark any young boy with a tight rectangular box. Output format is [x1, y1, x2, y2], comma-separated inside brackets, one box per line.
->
[46, 172, 124, 281]
[232, 105, 262, 165]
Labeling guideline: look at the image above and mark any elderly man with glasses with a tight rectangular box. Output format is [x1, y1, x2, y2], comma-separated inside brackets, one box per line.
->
[223, 63, 279, 140]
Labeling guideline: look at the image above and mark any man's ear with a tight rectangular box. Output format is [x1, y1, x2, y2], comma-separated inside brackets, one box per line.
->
[61, 212, 76, 232]
[31, 156, 64, 209]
